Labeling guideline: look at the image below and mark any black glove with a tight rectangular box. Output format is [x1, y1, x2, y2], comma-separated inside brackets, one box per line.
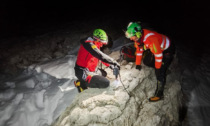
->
[109, 65, 114, 70]
[113, 63, 120, 70]
[136, 65, 142, 71]
[112, 61, 120, 70]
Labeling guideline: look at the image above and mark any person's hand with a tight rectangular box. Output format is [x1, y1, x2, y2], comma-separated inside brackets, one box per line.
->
[109, 65, 114, 70]
[113, 61, 120, 66]
[116, 65, 120, 70]
[136, 65, 142, 71]
[113, 61, 120, 70]
[109, 64, 120, 70]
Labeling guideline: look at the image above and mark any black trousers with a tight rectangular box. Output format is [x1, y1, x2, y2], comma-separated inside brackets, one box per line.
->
[143, 42, 175, 83]
[74, 66, 110, 89]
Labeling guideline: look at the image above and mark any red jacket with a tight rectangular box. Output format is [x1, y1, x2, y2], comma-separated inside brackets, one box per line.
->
[76, 37, 114, 72]
[135, 29, 170, 69]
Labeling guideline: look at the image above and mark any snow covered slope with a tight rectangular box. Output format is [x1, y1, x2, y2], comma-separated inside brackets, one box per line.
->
[0, 55, 79, 126]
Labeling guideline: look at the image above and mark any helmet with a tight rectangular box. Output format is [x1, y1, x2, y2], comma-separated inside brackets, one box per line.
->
[125, 22, 142, 39]
[93, 29, 108, 45]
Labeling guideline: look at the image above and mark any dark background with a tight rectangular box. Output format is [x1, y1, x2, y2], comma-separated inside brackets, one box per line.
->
[0, 0, 209, 52]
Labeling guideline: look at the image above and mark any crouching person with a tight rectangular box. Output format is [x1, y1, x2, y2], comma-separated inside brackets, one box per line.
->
[125, 22, 175, 102]
[74, 29, 120, 92]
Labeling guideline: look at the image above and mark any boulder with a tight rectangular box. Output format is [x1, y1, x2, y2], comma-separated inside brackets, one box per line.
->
[52, 55, 182, 126]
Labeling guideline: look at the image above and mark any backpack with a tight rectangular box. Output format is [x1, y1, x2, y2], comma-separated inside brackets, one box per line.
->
[120, 45, 136, 62]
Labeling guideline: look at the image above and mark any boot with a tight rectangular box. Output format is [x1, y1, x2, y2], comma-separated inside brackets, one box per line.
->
[149, 80, 164, 102]
[74, 80, 84, 93]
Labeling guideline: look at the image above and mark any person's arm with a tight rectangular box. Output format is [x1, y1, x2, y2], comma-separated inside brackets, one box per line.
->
[82, 41, 118, 66]
[134, 41, 144, 65]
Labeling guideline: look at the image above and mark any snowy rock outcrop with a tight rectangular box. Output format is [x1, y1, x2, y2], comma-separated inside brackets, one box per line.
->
[52, 52, 182, 126]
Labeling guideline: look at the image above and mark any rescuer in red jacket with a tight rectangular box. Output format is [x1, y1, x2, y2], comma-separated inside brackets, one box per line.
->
[125, 22, 175, 102]
[74, 29, 120, 92]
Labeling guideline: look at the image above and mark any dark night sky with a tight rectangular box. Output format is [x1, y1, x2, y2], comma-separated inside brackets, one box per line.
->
[0, 0, 209, 44]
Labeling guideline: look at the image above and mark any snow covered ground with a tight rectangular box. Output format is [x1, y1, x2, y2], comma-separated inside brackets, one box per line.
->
[0, 55, 79, 126]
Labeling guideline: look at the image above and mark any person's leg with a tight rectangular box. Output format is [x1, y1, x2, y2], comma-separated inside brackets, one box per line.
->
[95, 68, 107, 77]
[149, 52, 174, 101]
[75, 66, 110, 91]
[74, 80, 86, 92]
[143, 50, 155, 68]
[74, 67, 88, 92]
[88, 75, 110, 88]
[149, 65, 166, 101]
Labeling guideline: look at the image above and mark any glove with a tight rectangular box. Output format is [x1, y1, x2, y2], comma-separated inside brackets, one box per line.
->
[111, 64, 120, 70]
[113, 63, 120, 70]
[136, 65, 142, 71]
[113, 61, 120, 70]
[109, 65, 115, 70]
[113, 61, 120, 66]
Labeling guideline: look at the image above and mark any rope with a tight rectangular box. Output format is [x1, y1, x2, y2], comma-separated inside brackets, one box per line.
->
[118, 69, 140, 106]
[118, 72, 131, 97]
[117, 48, 141, 105]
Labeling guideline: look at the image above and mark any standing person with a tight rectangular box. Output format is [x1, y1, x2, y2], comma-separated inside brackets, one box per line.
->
[125, 22, 175, 102]
[74, 29, 120, 92]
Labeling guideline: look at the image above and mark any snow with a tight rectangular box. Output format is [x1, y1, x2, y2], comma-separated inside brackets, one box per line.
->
[0, 55, 79, 126]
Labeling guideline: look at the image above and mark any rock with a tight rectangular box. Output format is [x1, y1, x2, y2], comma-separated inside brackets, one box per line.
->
[52, 58, 182, 126]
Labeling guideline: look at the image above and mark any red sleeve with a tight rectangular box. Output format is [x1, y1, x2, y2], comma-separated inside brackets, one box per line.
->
[134, 41, 144, 65]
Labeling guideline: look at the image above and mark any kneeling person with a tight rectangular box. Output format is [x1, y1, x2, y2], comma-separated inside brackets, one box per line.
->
[74, 29, 120, 92]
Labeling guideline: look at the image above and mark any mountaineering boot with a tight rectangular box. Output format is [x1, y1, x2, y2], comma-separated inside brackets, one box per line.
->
[149, 80, 164, 102]
[74, 80, 83, 93]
